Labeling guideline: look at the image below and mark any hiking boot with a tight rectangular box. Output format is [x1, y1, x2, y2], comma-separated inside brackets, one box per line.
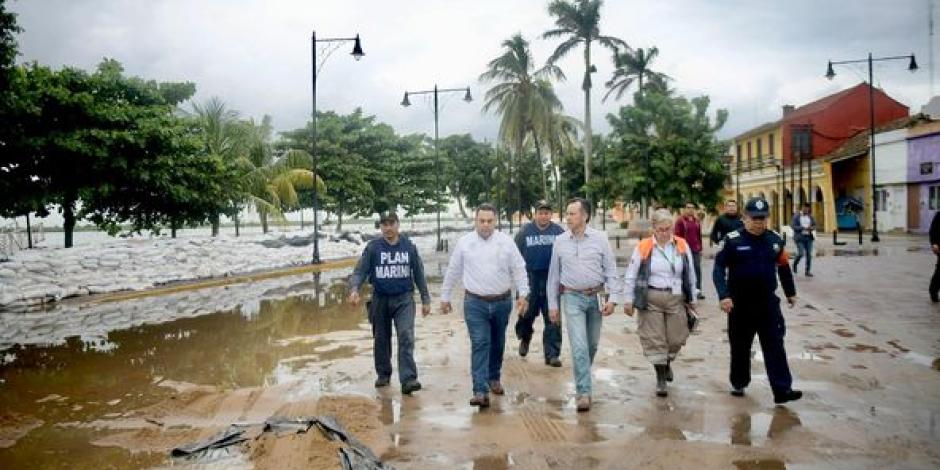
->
[489, 380, 505, 395]
[773, 389, 803, 405]
[374, 376, 390, 388]
[654, 364, 668, 397]
[401, 380, 422, 395]
[469, 393, 490, 408]
[545, 357, 562, 367]
[576, 395, 591, 412]
[730, 386, 746, 397]
[519, 338, 530, 357]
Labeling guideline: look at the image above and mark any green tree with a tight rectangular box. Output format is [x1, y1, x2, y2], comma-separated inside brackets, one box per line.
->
[440, 134, 497, 218]
[606, 90, 729, 211]
[603, 46, 670, 102]
[543, 0, 627, 201]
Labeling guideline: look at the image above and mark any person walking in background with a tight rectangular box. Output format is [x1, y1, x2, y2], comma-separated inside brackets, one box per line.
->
[713, 197, 802, 405]
[348, 211, 431, 395]
[514, 200, 565, 366]
[546, 198, 621, 412]
[790, 203, 817, 277]
[441, 203, 529, 408]
[710, 200, 745, 245]
[930, 211, 940, 303]
[623, 209, 697, 397]
[675, 202, 706, 300]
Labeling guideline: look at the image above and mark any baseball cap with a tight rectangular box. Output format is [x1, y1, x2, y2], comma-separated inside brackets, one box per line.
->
[744, 197, 770, 217]
[378, 211, 399, 224]
[535, 199, 552, 211]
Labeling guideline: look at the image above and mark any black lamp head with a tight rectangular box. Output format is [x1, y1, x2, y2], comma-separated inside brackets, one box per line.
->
[400, 92, 411, 107]
[463, 88, 472, 102]
[909, 54, 919, 72]
[351, 34, 364, 60]
[825, 61, 835, 80]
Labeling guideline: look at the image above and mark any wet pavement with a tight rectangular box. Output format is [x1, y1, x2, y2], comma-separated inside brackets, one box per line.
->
[1, 232, 939, 469]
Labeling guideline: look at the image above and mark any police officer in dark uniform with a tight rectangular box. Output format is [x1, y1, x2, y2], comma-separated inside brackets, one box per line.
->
[712, 197, 802, 405]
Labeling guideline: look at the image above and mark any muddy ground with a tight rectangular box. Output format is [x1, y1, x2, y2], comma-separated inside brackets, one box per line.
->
[0, 234, 938, 469]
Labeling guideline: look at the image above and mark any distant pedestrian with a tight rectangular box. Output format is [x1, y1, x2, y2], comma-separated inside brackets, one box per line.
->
[513, 200, 565, 366]
[348, 211, 430, 395]
[675, 202, 706, 299]
[710, 199, 745, 245]
[930, 211, 940, 303]
[790, 203, 817, 277]
[546, 198, 621, 412]
[441, 203, 529, 408]
[713, 197, 802, 405]
[623, 209, 698, 397]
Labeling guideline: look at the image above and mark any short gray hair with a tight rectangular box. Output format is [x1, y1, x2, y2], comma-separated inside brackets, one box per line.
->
[651, 209, 674, 227]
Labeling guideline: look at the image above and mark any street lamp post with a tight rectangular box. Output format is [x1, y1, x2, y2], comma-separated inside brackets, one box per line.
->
[401, 85, 473, 251]
[311, 30, 364, 264]
[826, 52, 917, 242]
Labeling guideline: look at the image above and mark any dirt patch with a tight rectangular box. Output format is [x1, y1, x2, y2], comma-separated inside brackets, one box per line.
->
[847, 344, 887, 353]
[857, 324, 877, 334]
[0, 412, 43, 448]
[833, 328, 856, 338]
[886, 340, 910, 353]
[81, 381, 388, 469]
[806, 342, 841, 351]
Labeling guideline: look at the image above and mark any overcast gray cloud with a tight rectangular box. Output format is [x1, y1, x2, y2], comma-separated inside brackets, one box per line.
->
[9, 0, 935, 141]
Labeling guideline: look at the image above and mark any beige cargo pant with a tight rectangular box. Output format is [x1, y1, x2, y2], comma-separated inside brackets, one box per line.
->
[637, 289, 690, 365]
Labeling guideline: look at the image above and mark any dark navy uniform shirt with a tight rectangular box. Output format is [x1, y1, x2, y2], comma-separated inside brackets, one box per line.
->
[349, 236, 431, 303]
[514, 222, 565, 272]
[713, 228, 796, 302]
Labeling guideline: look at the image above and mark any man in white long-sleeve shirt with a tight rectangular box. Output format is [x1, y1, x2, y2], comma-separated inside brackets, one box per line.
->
[441, 203, 529, 408]
[546, 198, 621, 412]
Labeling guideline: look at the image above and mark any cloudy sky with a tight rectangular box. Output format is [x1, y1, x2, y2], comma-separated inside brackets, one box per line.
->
[8, 0, 935, 141]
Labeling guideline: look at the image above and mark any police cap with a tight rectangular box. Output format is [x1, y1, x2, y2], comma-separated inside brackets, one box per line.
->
[744, 197, 770, 217]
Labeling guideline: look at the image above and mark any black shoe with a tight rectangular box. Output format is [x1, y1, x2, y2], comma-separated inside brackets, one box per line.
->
[654, 364, 668, 397]
[402, 380, 422, 395]
[545, 357, 562, 367]
[773, 389, 803, 404]
[519, 338, 530, 357]
[375, 376, 390, 388]
[805, 272, 814, 277]
[730, 387, 745, 397]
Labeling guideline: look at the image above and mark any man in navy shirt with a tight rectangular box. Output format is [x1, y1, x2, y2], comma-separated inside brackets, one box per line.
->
[514, 200, 566, 366]
[349, 211, 431, 395]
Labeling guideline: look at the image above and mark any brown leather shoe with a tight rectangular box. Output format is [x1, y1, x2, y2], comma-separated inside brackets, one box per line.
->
[489, 380, 505, 395]
[576, 395, 591, 412]
[469, 393, 490, 408]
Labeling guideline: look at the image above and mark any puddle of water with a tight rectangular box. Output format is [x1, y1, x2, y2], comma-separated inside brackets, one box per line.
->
[464, 453, 514, 470]
[0, 271, 369, 468]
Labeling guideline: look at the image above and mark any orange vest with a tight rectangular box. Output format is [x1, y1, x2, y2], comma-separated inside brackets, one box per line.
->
[637, 236, 690, 260]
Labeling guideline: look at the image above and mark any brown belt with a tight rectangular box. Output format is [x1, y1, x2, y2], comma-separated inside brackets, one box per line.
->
[466, 290, 511, 302]
[560, 285, 604, 295]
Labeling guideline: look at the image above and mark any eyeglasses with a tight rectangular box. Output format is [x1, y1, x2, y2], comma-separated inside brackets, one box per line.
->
[750, 216, 767, 221]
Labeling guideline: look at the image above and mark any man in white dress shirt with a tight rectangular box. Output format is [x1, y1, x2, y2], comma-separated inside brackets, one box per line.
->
[441, 203, 529, 408]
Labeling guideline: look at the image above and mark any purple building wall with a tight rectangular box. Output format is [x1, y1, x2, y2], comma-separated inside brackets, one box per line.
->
[908, 132, 940, 232]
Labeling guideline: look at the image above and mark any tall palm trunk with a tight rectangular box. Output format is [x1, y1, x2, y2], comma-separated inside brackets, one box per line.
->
[582, 42, 593, 202]
[260, 209, 269, 234]
[533, 133, 549, 200]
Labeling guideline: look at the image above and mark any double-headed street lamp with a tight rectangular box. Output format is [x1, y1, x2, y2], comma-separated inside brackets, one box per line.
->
[826, 52, 917, 242]
[310, 30, 364, 264]
[401, 85, 473, 251]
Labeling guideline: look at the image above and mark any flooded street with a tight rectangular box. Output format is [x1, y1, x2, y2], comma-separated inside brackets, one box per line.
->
[1, 236, 939, 469]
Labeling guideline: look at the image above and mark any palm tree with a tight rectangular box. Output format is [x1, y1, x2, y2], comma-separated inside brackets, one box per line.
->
[190, 97, 244, 236]
[543, 0, 627, 201]
[537, 111, 582, 215]
[479, 34, 564, 218]
[603, 46, 670, 102]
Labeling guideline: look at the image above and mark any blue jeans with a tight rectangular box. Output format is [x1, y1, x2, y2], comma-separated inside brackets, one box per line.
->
[371, 292, 417, 385]
[464, 296, 512, 394]
[561, 292, 603, 395]
[793, 237, 813, 274]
